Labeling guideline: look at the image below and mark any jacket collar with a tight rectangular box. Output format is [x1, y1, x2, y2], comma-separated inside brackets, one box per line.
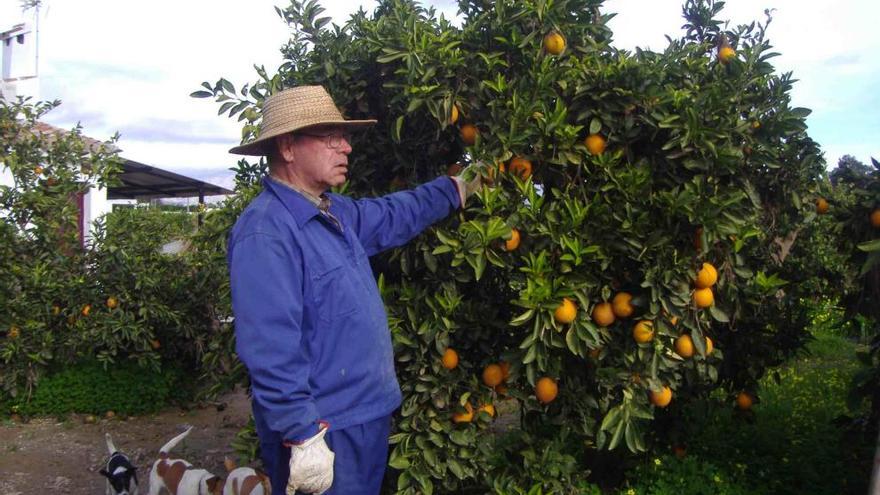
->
[262, 176, 322, 228]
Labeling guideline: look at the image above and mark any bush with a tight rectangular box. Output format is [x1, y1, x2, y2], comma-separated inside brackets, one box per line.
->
[9, 360, 189, 416]
[620, 454, 763, 495]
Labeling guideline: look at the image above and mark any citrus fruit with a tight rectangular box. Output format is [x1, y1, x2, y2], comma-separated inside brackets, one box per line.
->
[693, 287, 714, 308]
[633, 320, 654, 343]
[816, 198, 829, 214]
[611, 292, 634, 318]
[870, 209, 880, 228]
[450, 104, 459, 124]
[674, 334, 695, 358]
[585, 134, 606, 156]
[554, 297, 577, 324]
[460, 124, 478, 145]
[441, 348, 459, 370]
[592, 302, 615, 327]
[736, 391, 753, 411]
[504, 228, 521, 251]
[482, 364, 504, 387]
[543, 31, 565, 55]
[452, 402, 474, 423]
[509, 157, 532, 179]
[718, 46, 736, 64]
[535, 377, 558, 404]
[650, 386, 673, 408]
[695, 262, 718, 289]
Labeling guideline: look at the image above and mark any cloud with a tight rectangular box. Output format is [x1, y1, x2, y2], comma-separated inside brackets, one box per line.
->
[116, 118, 231, 144]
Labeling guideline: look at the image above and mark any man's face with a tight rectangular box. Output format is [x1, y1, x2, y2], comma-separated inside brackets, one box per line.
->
[281, 125, 353, 192]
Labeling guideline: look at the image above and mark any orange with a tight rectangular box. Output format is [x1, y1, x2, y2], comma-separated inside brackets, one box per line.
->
[870, 209, 880, 228]
[650, 386, 673, 408]
[495, 383, 509, 396]
[674, 334, 694, 358]
[673, 445, 687, 459]
[81, 304, 92, 317]
[446, 163, 463, 176]
[554, 297, 578, 324]
[705, 336, 714, 355]
[477, 404, 496, 418]
[718, 46, 736, 64]
[670, 315, 680, 326]
[486, 162, 505, 185]
[34, 166, 43, 175]
[499, 361, 511, 381]
[8, 325, 20, 339]
[695, 262, 718, 289]
[504, 228, 521, 251]
[543, 32, 566, 55]
[450, 104, 459, 125]
[611, 292, 634, 318]
[633, 320, 654, 343]
[585, 134, 606, 156]
[816, 198, 829, 215]
[441, 348, 459, 370]
[452, 402, 474, 423]
[736, 391, 753, 411]
[535, 377, 558, 404]
[751, 120, 761, 129]
[591, 302, 615, 327]
[106, 296, 119, 309]
[693, 287, 714, 308]
[460, 124, 478, 145]
[482, 364, 504, 387]
[150, 339, 161, 350]
[105, 410, 116, 419]
[509, 157, 532, 179]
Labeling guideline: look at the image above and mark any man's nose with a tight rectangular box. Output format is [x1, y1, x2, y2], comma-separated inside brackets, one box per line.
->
[339, 137, 353, 155]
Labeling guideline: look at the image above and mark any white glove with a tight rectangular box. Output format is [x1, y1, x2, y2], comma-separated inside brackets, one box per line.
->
[451, 162, 489, 207]
[286, 424, 334, 494]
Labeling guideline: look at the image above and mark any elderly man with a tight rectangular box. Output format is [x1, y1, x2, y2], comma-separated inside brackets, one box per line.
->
[227, 86, 480, 495]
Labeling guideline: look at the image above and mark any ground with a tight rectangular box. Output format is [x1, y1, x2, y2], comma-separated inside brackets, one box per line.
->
[0, 390, 252, 495]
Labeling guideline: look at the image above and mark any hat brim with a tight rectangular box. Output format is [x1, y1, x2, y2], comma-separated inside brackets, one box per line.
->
[229, 119, 377, 156]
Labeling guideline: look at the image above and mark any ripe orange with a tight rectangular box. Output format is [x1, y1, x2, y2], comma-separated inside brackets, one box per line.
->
[870, 209, 880, 228]
[670, 315, 680, 326]
[446, 163, 463, 176]
[693, 287, 714, 308]
[8, 325, 20, 339]
[718, 46, 736, 64]
[452, 402, 474, 423]
[150, 339, 161, 350]
[554, 297, 578, 324]
[674, 334, 695, 358]
[591, 302, 616, 327]
[585, 134, 606, 156]
[495, 383, 509, 396]
[751, 120, 761, 129]
[736, 391, 753, 411]
[477, 403, 496, 418]
[499, 361, 511, 381]
[81, 304, 92, 317]
[504, 228, 521, 251]
[34, 166, 43, 175]
[450, 104, 459, 125]
[482, 364, 504, 387]
[509, 157, 532, 179]
[535, 377, 558, 404]
[611, 292, 634, 318]
[543, 31, 566, 55]
[441, 348, 459, 370]
[650, 386, 673, 408]
[633, 320, 654, 343]
[460, 124, 478, 146]
[705, 336, 714, 355]
[816, 198, 829, 214]
[695, 262, 718, 289]
[106, 296, 119, 309]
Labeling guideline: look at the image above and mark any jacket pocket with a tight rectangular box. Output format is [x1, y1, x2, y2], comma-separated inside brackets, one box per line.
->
[311, 262, 359, 323]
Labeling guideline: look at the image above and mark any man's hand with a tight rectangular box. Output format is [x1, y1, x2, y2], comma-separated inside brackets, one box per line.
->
[451, 161, 490, 208]
[287, 424, 334, 494]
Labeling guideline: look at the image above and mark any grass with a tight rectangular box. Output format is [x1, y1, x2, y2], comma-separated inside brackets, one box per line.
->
[651, 327, 874, 495]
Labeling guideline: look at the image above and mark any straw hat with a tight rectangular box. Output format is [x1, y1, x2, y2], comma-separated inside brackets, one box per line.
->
[229, 86, 377, 156]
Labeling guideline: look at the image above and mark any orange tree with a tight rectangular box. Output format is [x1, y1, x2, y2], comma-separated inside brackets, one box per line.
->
[196, 0, 825, 491]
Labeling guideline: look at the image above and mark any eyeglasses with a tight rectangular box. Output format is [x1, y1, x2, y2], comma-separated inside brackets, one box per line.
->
[298, 131, 352, 150]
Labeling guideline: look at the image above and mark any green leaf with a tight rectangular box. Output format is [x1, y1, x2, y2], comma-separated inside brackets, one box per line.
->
[190, 90, 213, 98]
[589, 118, 602, 135]
[709, 305, 729, 323]
[857, 239, 880, 252]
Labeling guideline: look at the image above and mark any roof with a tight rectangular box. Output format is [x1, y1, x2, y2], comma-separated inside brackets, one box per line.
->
[30, 121, 232, 200]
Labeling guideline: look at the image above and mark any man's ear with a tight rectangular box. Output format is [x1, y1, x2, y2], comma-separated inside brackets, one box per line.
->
[276, 134, 298, 164]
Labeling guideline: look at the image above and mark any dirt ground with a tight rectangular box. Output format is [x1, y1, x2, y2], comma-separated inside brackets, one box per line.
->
[0, 389, 253, 495]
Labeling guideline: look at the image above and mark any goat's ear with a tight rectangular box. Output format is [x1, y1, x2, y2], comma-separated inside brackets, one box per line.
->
[99, 469, 111, 478]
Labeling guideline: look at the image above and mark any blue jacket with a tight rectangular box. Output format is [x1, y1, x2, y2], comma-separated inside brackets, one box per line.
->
[228, 176, 459, 443]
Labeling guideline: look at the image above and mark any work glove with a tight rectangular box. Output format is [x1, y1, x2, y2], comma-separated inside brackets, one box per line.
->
[451, 161, 489, 208]
[286, 423, 334, 495]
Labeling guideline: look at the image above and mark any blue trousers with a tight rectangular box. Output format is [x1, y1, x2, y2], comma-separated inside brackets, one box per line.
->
[261, 415, 392, 495]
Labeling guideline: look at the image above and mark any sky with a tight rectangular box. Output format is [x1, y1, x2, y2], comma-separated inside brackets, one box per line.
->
[1, 0, 878, 192]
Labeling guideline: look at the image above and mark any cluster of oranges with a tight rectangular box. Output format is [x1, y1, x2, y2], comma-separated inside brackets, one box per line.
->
[693, 262, 718, 308]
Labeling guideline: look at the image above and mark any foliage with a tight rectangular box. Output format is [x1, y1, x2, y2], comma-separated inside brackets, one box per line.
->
[8, 359, 187, 416]
[195, 0, 826, 491]
[619, 454, 762, 495]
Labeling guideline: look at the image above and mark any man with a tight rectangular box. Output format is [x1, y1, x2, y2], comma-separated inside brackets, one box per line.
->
[227, 86, 480, 495]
